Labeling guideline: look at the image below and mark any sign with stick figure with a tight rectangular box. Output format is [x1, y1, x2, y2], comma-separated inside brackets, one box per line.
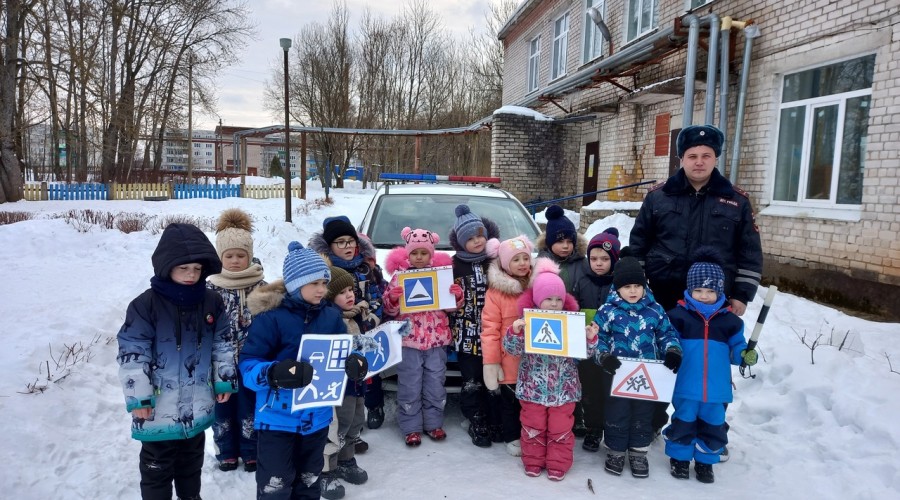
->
[291, 334, 353, 412]
[398, 265, 455, 313]
[524, 309, 586, 358]
[610, 357, 675, 402]
[360, 320, 406, 378]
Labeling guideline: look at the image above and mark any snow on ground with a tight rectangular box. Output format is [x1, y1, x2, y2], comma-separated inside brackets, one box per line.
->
[0, 182, 898, 499]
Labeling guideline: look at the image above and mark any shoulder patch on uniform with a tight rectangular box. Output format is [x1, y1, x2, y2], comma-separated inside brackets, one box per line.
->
[732, 185, 751, 199]
[648, 181, 666, 193]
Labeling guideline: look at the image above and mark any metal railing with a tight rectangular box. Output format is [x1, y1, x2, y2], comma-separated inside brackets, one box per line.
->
[524, 179, 656, 217]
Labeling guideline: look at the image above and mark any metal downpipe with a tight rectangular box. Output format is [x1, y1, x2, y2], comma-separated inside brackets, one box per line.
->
[718, 18, 732, 171]
[682, 14, 702, 128]
[729, 24, 761, 184]
[704, 13, 720, 125]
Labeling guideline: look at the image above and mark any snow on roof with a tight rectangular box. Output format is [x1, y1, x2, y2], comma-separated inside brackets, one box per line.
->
[493, 105, 553, 121]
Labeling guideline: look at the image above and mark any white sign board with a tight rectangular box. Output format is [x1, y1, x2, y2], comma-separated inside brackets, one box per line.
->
[397, 265, 455, 313]
[609, 357, 676, 403]
[359, 320, 406, 379]
[524, 309, 587, 359]
[291, 334, 353, 412]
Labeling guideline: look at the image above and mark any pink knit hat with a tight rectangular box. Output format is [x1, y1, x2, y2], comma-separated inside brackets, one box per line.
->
[401, 227, 439, 260]
[487, 235, 534, 273]
[531, 258, 566, 306]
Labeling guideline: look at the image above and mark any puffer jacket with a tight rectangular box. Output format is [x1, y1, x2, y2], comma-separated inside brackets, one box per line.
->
[535, 231, 588, 294]
[480, 259, 528, 385]
[448, 217, 501, 355]
[382, 247, 454, 350]
[629, 168, 763, 305]
[206, 272, 267, 355]
[571, 258, 614, 320]
[308, 231, 386, 320]
[117, 224, 236, 442]
[503, 289, 598, 407]
[667, 295, 747, 403]
[592, 290, 681, 361]
[239, 280, 347, 435]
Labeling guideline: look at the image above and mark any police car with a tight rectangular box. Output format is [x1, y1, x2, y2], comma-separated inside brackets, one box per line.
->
[357, 174, 542, 392]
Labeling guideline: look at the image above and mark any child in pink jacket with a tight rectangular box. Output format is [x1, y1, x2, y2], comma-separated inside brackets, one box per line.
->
[504, 258, 599, 481]
[481, 235, 534, 457]
[383, 227, 463, 446]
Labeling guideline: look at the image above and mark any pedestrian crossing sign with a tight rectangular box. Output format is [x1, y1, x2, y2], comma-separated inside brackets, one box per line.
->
[398, 265, 455, 313]
[524, 309, 586, 358]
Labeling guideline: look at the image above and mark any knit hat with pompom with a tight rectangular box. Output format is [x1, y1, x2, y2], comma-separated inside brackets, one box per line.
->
[215, 208, 254, 262]
[544, 205, 577, 247]
[283, 241, 330, 295]
[453, 204, 486, 245]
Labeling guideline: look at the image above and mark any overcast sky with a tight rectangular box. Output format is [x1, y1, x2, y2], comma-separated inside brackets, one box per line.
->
[197, 0, 498, 130]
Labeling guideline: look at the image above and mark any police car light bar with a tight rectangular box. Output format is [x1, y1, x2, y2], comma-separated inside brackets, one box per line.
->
[379, 173, 501, 184]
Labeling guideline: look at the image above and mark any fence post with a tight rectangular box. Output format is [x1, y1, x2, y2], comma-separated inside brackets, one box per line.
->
[168, 181, 174, 200]
[41, 181, 48, 201]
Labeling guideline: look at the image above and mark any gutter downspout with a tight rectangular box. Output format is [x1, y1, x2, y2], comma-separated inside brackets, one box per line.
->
[719, 17, 732, 171]
[729, 23, 761, 184]
[704, 13, 720, 125]
[682, 14, 702, 128]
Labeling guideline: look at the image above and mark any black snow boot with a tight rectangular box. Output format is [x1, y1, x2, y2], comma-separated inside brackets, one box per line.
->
[336, 457, 368, 485]
[670, 459, 690, 480]
[604, 452, 625, 475]
[319, 471, 345, 500]
[366, 406, 384, 429]
[582, 430, 601, 452]
[468, 414, 492, 448]
[695, 462, 715, 484]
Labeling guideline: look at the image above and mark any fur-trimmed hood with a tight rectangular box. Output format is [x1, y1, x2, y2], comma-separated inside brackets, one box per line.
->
[448, 216, 501, 252]
[308, 229, 377, 261]
[487, 258, 527, 296]
[248, 280, 287, 316]
[535, 231, 588, 259]
[385, 246, 453, 274]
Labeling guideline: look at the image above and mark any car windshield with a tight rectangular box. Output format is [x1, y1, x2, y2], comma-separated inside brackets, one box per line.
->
[366, 194, 540, 249]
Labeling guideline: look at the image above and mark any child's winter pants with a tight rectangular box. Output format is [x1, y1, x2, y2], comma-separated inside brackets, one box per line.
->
[213, 371, 257, 462]
[138, 433, 204, 500]
[458, 351, 488, 422]
[325, 394, 366, 470]
[519, 401, 575, 472]
[397, 346, 447, 434]
[604, 396, 654, 452]
[256, 427, 328, 500]
[664, 397, 727, 465]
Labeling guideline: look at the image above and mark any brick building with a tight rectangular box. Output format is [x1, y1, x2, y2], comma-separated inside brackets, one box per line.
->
[494, 0, 899, 318]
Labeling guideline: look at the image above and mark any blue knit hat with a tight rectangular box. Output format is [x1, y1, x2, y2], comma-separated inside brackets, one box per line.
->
[544, 205, 577, 247]
[686, 246, 726, 296]
[676, 125, 725, 158]
[453, 205, 486, 245]
[283, 241, 330, 295]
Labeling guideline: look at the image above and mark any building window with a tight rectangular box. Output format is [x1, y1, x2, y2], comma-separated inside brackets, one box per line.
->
[551, 13, 569, 80]
[626, 0, 657, 42]
[583, 0, 605, 63]
[685, 0, 711, 10]
[528, 36, 541, 93]
[772, 54, 875, 206]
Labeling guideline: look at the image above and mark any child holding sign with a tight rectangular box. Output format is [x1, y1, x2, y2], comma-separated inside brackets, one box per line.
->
[592, 249, 681, 479]
[663, 247, 757, 484]
[240, 242, 367, 499]
[504, 258, 599, 481]
[383, 227, 463, 446]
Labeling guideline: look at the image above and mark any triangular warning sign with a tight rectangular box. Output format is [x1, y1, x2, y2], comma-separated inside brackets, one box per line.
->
[535, 321, 561, 344]
[611, 363, 659, 400]
[407, 279, 432, 303]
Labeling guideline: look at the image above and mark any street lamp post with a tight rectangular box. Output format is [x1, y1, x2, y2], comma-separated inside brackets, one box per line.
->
[280, 37, 292, 223]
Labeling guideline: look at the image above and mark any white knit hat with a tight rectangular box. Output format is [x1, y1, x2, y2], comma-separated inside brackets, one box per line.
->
[215, 208, 254, 262]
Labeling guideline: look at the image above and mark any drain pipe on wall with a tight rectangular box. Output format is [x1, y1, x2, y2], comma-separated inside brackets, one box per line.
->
[704, 13, 720, 125]
[729, 23, 762, 184]
[682, 14, 701, 128]
[718, 17, 732, 171]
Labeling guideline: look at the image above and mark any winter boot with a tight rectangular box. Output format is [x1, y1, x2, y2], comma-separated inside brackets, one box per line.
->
[366, 406, 384, 429]
[628, 452, 649, 478]
[351, 436, 369, 454]
[582, 430, 601, 452]
[695, 463, 715, 484]
[217, 459, 238, 472]
[468, 414, 492, 448]
[489, 424, 504, 443]
[425, 428, 447, 441]
[405, 432, 421, 446]
[572, 403, 587, 438]
[243, 460, 257, 473]
[524, 466, 542, 477]
[719, 446, 730, 462]
[604, 452, 625, 475]
[547, 469, 566, 481]
[506, 439, 522, 457]
[670, 459, 690, 480]
[319, 471, 345, 500]
[336, 457, 368, 485]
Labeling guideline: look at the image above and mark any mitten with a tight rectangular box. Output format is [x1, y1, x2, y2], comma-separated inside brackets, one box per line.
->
[483, 363, 501, 391]
[267, 359, 313, 389]
[741, 349, 758, 366]
[450, 283, 464, 309]
[598, 352, 621, 375]
[663, 349, 682, 374]
[345, 352, 369, 382]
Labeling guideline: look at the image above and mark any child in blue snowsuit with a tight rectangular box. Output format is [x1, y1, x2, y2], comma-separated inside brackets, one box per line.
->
[664, 247, 758, 484]
[240, 242, 367, 500]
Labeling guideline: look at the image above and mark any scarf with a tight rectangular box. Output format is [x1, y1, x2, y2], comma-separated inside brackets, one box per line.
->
[150, 276, 206, 307]
[207, 263, 265, 290]
[453, 249, 488, 263]
[683, 291, 727, 319]
[330, 253, 364, 271]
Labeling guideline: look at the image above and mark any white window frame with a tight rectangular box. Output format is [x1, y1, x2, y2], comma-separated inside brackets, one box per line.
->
[551, 13, 569, 81]
[582, 0, 606, 63]
[625, 0, 658, 43]
[528, 35, 541, 93]
[768, 56, 875, 212]
[684, 0, 712, 11]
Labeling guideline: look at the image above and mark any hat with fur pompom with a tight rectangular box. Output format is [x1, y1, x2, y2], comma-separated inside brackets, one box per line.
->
[215, 208, 254, 262]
